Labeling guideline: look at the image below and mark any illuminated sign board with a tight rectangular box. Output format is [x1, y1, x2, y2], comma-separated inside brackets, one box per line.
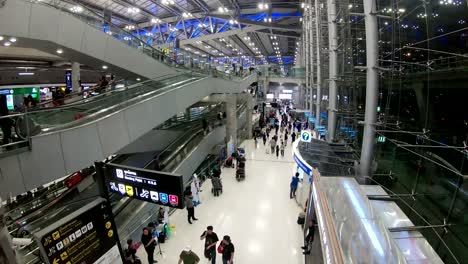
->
[35, 198, 122, 264]
[104, 163, 185, 209]
[65, 71, 72, 90]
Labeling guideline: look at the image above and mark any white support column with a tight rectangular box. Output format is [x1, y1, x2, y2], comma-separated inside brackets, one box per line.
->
[327, 0, 338, 142]
[314, 0, 322, 129]
[360, 0, 379, 178]
[226, 94, 238, 149]
[246, 94, 253, 139]
[71, 62, 81, 93]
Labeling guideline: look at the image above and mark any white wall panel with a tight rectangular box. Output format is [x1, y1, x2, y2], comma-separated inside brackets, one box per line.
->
[56, 12, 86, 52]
[28, 4, 59, 42]
[0, 156, 26, 198]
[0, 0, 31, 37]
[123, 102, 153, 141]
[80, 26, 109, 60]
[60, 124, 104, 174]
[19, 133, 66, 190]
[97, 113, 131, 156]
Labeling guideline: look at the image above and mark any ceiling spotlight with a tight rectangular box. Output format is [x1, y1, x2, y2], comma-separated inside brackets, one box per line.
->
[136, 78, 141, 81]
[102, 65, 108, 70]
[182, 12, 193, 18]
[3, 42, 11, 47]
[162, 0, 175, 5]
[127, 7, 140, 14]
[0, 36, 3, 41]
[56, 49, 63, 54]
[151, 18, 161, 24]
[9, 37, 17, 43]
[258, 3, 269, 10]
[70, 5, 83, 13]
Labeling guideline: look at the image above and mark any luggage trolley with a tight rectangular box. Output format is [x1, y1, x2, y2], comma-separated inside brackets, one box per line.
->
[235, 148, 246, 181]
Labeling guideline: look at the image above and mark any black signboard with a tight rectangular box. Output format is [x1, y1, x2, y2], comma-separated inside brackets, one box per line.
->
[35, 198, 122, 264]
[103, 163, 185, 209]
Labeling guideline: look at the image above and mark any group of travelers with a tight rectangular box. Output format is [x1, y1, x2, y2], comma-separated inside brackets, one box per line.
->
[255, 106, 299, 159]
[136, 221, 235, 264]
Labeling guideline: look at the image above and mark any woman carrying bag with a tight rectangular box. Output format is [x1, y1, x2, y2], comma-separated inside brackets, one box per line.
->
[218, 235, 234, 264]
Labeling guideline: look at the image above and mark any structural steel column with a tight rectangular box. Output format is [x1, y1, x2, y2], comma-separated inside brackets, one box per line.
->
[304, 6, 310, 110]
[71, 62, 81, 93]
[327, 0, 338, 142]
[226, 94, 238, 148]
[314, 0, 322, 128]
[360, 0, 379, 177]
[307, 1, 315, 115]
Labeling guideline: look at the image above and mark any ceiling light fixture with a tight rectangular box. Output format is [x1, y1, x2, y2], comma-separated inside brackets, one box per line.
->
[127, 7, 140, 14]
[0, 36, 3, 41]
[56, 49, 63, 54]
[3, 42, 11, 47]
[70, 5, 83, 13]
[102, 65, 108, 70]
[9, 37, 17, 43]
[18, 72, 35, 76]
[258, 3, 269, 10]
[162, 0, 175, 5]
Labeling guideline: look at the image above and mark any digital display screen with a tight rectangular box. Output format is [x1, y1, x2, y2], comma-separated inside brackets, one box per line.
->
[6, 95, 14, 111]
[35, 199, 121, 264]
[104, 163, 185, 209]
[65, 71, 72, 90]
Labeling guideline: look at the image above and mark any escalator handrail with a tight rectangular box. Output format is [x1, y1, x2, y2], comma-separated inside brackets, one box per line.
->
[41, 75, 206, 134]
[25, 74, 179, 114]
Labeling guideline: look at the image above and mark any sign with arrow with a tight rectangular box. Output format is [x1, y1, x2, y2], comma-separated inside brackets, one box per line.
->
[34, 198, 122, 264]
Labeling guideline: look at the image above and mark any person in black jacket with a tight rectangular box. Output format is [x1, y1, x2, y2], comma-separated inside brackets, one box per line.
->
[221, 235, 234, 264]
[141, 227, 157, 263]
[302, 220, 316, 255]
[0, 95, 12, 144]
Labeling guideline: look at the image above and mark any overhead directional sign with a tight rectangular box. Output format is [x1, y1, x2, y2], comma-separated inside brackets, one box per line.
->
[104, 163, 185, 209]
[35, 198, 122, 264]
[301, 130, 312, 142]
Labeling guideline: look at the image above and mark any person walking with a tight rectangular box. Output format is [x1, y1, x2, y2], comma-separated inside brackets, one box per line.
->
[290, 173, 300, 199]
[302, 220, 317, 255]
[200, 226, 219, 264]
[178, 246, 200, 264]
[0, 95, 12, 145]
[220, 235, 235, 264]
[291, 131, 297, 143]
[262, 132, 267, 145]
[185, 191, 198, 224]
[141, 227, 157, 263]
[124, 239, 138, 263]
[284, 131, 288, 146]
[280, 142, 285, 157]
[269, 138, 276, 154]
[275, 145, 280, 158]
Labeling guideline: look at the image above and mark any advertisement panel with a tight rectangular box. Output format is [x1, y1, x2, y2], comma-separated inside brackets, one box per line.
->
[104, 163, 185, 209]
[34, 198, 122, 264]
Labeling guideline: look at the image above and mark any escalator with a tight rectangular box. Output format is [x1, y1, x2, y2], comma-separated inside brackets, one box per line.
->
[8, 103, 247, 264]
[18, 74, 199, 133]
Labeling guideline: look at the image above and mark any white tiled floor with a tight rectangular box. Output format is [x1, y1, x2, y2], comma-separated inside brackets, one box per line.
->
[136, 139, 304, 264]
